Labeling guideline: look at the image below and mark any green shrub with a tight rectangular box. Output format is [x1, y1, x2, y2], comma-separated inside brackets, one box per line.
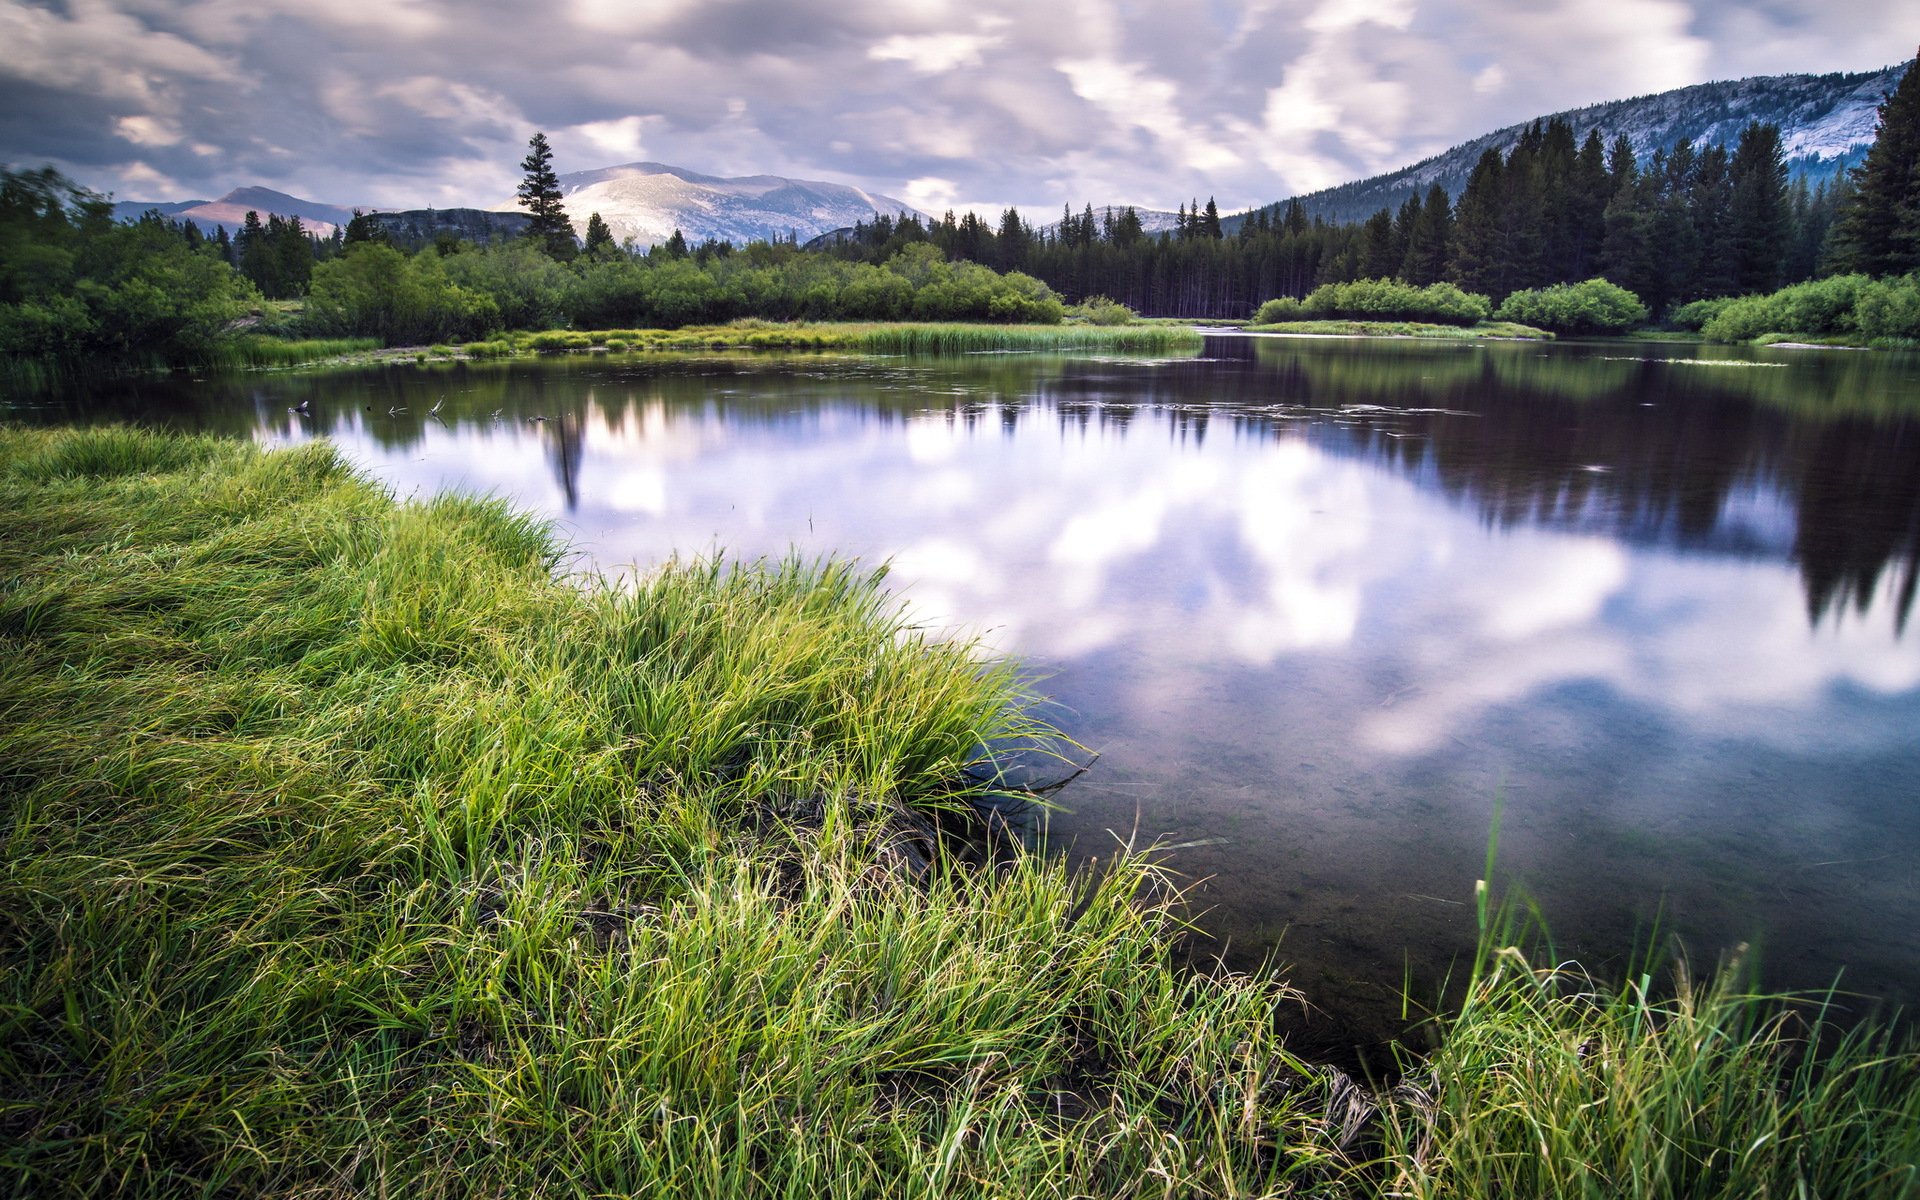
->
[303, 244, 500, 345]
[1494, 278, 1648, 334]
[1703, 275, 1870, 342]
[1301, 278, 1491, 325]
[1068, 295, 1138, 325]
[1253, 296, 1306, 324]
[1665, 297, 1736, 331]
[1854, 274, 1920, 342]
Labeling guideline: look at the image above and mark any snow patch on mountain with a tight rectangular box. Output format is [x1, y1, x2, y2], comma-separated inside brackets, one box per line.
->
[505, 162, 928, 249]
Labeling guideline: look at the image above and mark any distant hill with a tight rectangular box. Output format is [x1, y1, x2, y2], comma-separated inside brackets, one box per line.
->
[111, 187, 353, 237]
[1231, 64, 1908, 229]
[362, 208, 532, 251]
[513, 162, 928, 250]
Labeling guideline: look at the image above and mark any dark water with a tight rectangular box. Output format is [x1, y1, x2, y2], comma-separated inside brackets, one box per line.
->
[14, 335, 1920, 1048]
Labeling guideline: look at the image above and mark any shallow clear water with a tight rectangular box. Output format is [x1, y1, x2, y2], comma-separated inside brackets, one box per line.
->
[18, 335, 1920, 1048]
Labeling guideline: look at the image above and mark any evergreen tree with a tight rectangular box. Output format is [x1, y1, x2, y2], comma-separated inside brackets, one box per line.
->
[583, 212, 616, 259]
[1202, 197, 1223, 239]
[1601, 145, 1658, 305]
[274, 214, 314, 297]
[237, 211, 276, 296]
[1359, 207, 1398, 278]
[1726, 122, 1789, 293]
[516, 131, 577, 261]
[996, 208, 1030, 270]
[1448, 148, 1507, 296]
[343, 209, 388, 246]
[1401, 185, 1451, 284]
[1687, 143, 1736, 300]
[1828, 49, 1920, 276]
[1566, 130, 1611, 280]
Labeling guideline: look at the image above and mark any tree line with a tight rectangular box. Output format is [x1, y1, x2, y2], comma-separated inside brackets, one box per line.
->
[816, 51, 1920, 322]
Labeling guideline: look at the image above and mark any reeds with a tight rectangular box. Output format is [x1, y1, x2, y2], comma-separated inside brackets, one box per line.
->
[1377, 890, 1920, 1199]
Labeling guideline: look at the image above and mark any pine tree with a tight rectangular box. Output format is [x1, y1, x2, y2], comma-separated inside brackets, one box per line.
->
[1202, 197, 1223, 239]
[517, 131, 577, 261]
[1359, 207, 1398, 277]
[1828, 49, 1920, 276]
[583, 212, 616, 259]
[1726, 122, 1789, 293]
[1401, 185, 1451, 284]
[1448, 148, 1507, 296]
[275, 214, 314, 296]
[237, 210, 274, 295]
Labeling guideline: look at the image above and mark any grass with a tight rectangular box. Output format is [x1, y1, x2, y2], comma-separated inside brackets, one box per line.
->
[1243, 319, 1552, 340]
[3, 425, 1915, 1198]
[199, 334, 385, 368]
[0, 426, 1338, 1197]
[1378, 889, 1920, 1199]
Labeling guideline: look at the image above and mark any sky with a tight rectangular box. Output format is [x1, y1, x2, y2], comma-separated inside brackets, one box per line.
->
[0, 0, 1910, 217]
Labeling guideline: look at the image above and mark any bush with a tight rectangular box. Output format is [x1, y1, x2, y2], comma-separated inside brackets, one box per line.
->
[1854, 274, 1920, 342]
[1252, 296, 1306, 324]
[1068, 295, 1137, 325]
[304, 244, 500, 345]
[1701, 275, 1870, 343]
[1665, 297, 1736, 331]
[1494, 278, 1648, 334]
[1302, 278, 1492, 325]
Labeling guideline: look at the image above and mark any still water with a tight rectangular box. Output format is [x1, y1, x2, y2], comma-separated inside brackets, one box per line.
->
[21, 335, 1920, 1045]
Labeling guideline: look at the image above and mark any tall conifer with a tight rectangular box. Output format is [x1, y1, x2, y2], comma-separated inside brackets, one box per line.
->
[517, 132, 576, 261]
[1829, 51, 1920, 276]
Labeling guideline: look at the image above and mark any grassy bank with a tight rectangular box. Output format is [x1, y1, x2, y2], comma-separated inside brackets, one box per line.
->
[3, 426, 1915, 1198]
[1244, 319, 1551, 340]
[0, 427, 1336, 1197]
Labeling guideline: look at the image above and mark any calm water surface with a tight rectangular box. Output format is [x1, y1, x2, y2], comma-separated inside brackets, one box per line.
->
[21, 335, 1920, 1046]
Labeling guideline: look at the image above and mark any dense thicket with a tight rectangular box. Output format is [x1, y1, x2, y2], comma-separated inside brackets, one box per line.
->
[0, 167, 257, 359]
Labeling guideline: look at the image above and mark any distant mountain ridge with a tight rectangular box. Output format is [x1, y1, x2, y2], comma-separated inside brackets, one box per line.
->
[1232, 64, 1908, 228]
[111, 187, 354, 236]
[506, 161, 929, 249]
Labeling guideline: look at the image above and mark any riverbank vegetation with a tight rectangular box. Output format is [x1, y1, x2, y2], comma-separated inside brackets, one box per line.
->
[4, 425, 1917, 1197]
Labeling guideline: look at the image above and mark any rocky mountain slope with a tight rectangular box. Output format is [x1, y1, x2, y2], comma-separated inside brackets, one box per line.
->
[1232, 63, 1907, 228]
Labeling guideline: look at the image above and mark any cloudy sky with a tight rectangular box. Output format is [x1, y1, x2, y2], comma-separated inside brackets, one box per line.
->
[0, 0, 1909, 216]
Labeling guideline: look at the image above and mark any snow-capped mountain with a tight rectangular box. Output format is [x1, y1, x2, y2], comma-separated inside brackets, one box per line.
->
[518, 162, 928, 249]
[1239, 63, 1908, 227]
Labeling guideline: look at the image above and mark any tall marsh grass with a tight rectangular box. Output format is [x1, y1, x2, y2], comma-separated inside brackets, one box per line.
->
[1378, 888, 1920, 1199]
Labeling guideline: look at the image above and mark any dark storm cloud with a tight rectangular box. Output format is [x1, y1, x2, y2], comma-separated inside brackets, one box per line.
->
[0, 0, 1911, 215]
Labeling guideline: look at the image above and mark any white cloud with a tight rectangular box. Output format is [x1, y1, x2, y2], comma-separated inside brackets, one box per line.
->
[869, 32, 1000, 73]
[115, 114, 181, 146]
[574, 115, 654, 163]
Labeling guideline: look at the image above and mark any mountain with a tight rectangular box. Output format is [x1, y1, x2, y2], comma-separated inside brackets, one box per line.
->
[364, 208, 532, 251]
[112, 187, 354, 237]
[516, 162, 928, 249]
[1233, 64, 1908, 229]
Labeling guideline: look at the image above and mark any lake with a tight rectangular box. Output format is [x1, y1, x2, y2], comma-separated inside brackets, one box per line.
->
[16, 333, 1920, 1050]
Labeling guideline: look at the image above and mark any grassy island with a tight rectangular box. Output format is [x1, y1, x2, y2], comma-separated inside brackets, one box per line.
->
[3, 427, 1915, 1198]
